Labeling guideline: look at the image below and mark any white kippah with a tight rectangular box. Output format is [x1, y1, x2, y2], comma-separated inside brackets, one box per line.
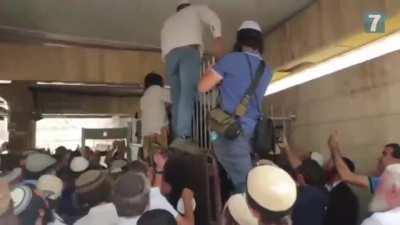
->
[227, 194, 258, 225]
[10, 185, 32, 215]
[70, 156, 89, 173]
[37, 175, 63, 200]
[310, 152, 325, 167]
[247, 165, 297, 212]
[238, 20, 262, 32]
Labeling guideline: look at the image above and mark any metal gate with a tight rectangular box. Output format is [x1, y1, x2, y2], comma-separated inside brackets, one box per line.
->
[192, 56, 218, 150]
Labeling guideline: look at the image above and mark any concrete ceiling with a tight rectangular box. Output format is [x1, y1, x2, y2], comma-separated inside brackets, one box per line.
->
[0, 0, 314, 51]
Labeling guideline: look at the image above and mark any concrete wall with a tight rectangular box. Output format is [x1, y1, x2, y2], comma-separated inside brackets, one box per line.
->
[0, 42, 164, 84]
[265, 51, 400, 221]
[263, 0, 400, 220]
[264, 0, 400, 71]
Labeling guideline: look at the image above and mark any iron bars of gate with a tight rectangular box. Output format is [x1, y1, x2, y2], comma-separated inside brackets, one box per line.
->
[192, 56, 217, 151]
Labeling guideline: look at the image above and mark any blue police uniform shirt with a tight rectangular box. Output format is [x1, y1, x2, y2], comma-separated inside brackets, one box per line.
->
[212, 51, 272, 135]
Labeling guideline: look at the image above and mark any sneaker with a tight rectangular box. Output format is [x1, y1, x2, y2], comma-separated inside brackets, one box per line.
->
[170, 138, 203, 154]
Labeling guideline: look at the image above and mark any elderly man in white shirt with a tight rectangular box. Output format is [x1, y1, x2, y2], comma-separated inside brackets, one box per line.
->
[161, 0, 223, 151]
[361, 163, 400, 225]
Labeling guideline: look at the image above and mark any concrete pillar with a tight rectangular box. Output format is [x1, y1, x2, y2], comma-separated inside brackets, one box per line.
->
[8, 111, 36, 151]
[0, 81, 36, 151]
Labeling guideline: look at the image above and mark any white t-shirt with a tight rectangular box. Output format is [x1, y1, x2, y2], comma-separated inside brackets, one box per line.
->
[74, 203, 119, 225]
[161, 4, 222, 59]
[361, 207, 400, 225]
[140, 86, 171, 136]
[149, 187, 179, 218]
[117, 187, 179, 225]
[118, 216, 140, 225]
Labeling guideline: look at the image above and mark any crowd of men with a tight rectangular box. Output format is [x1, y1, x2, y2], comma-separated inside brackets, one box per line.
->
[1, 133, 400, 225]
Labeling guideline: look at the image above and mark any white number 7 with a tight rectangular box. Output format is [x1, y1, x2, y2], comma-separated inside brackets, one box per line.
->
[368, 14, 382, 32]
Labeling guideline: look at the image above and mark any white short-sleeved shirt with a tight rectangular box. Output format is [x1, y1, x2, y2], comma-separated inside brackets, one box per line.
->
[161, 4, 222, 59]
[74, 203, 119, 225]
[140, 86, 171, 136]
[117, 187, 179, 225]
[149, 187, 179, 218]
[361, 207, 400, 225]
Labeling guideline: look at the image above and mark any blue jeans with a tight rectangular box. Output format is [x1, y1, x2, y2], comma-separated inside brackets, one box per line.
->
[165, 46, 201, 138]
[214, 134, 253, 193]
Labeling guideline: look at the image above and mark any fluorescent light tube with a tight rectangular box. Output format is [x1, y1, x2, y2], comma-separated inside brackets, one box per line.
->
[265, 30, 400, 96]
[0, 80, 11, 84]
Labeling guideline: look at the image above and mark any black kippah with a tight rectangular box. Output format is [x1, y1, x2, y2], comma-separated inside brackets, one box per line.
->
[138, 209, 177, 225]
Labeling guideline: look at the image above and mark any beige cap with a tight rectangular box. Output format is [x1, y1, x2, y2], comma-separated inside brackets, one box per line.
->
[110, 160, 127, 174]
[247, 165, 297, 212]
[25, 153, 56, 173]
[37, 175, 63, 200]
[227, 194, 258, 225]
[76, 170, 107, 194]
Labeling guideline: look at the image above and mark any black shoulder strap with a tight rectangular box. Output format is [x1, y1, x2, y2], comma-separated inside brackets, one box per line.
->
[234, 54, 265, 117]
[244, 55, 265, 97]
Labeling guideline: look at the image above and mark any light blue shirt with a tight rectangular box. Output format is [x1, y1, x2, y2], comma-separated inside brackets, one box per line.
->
[212, 51, 272, 135]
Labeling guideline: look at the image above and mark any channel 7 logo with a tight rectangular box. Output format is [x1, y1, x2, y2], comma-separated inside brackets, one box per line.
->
[364, 12, 385, 33]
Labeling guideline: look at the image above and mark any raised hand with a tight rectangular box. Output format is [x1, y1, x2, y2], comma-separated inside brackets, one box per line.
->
[328, 130, 340, 151]
[153, 151, 168, 171]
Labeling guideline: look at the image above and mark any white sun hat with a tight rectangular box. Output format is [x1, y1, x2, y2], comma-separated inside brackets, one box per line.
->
[226, 194, 258, 225]
[247, 165, 297, 212]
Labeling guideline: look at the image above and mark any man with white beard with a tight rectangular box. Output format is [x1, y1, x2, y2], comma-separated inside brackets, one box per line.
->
[361, 164, 400, 225]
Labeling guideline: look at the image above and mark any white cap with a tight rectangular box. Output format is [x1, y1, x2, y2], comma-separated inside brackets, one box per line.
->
[238, 20, 262, 32]
[177, 0, 190, 6]
[25, 153, 56, 173]
[310, 152, 325, 167]
[247, 165, 297, 212]
[226, 194, 258, 225]
[37, 175, 63, 200]
[10, 185, 32, 215]
[70, 156, 89, 173]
